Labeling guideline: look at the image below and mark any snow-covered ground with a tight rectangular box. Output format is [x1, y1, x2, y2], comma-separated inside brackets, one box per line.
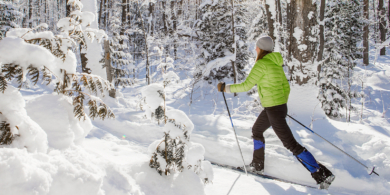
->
[2, 46, 390, 194]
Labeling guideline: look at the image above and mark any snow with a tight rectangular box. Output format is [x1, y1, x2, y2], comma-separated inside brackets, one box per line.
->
[297, 44, 307, 51]
[81, 0, 106, 79]
[6, 28, 55, 40]
[0, 37, 59, 81]
[0, 35, 78, 81]
[141, 83, 165, 111]
[308, 11, 314, 20]
[25, 94, 93, 150]
[3, 2, 390, 193]
[293, 27, 303, 44]
[57, 18, 77, 32]
[0, 86, 48, 153]
[2, 47, 390, 194]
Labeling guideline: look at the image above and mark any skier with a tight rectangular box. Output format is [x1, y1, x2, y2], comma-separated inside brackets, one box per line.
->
[217, 35, 335, 189]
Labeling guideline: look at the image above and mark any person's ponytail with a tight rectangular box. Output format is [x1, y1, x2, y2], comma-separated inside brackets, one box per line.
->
[256, 49, 272, 61]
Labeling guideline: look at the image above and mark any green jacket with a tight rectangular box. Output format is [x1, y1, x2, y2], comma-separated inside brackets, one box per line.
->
[228, 52, 290, 108]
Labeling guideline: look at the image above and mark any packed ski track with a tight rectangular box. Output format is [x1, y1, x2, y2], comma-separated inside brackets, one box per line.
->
[6, 49, 390, 195]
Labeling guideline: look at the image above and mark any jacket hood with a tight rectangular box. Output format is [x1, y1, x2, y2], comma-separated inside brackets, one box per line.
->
[263, 52, 283, 66]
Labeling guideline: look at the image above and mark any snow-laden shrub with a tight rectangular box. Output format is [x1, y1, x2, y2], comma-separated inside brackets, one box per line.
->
[143, 85, 213, 183]
[0, 0, 114, 147]
[0, 86, 48, 153]
[141, 83, 165, 123]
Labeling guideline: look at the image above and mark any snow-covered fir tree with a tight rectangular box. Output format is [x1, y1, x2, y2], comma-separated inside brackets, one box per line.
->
[317, 0, 364, 119]
[0, 0, 114, 124]
[248, 4, 268, 42]
[143, 84, 213, 183]
[106, 0, 134, 87]
[195, 0, 250, 83]
[0, 1, 22, 39]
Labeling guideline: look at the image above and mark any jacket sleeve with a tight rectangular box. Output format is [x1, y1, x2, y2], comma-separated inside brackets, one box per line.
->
[228, 62, 264, 93]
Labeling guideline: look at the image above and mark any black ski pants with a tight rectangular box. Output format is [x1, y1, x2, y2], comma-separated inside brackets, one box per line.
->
[252, 103, 304, 168]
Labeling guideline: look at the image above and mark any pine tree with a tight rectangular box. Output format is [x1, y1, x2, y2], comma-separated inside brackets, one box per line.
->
[0, 1, 23, 39]
[107, 0, 134, 87]
[248, 5, 268, 42]
[318, 0, 364, 119]
[195, 0, 249, 83]
[1, 0, 115, 122]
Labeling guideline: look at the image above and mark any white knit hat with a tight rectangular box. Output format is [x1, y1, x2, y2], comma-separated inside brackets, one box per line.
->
[256, 35, 274, 51]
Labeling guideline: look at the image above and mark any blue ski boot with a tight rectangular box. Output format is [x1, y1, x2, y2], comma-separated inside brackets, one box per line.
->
[296, 149, 335, 189]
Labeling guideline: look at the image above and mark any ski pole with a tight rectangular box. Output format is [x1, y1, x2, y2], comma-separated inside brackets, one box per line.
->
[287, 114, 379, 176]
[220, 83, 248, 175]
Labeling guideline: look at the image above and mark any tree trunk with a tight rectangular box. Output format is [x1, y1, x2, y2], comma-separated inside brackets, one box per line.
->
[177, 0, 183, 17]
[276, 0, 282, 25]
[318, 0, 325, 62]
[80, 44, 89, 73]
[137, 0, 150, 85]
[120, 0, 127, 45]
[104, 40, 116, 98]
[162, 1, 168, 35]
[98, 0, 103, 28]
[230, 0, 237, 96]
[149, 2, 154, 36]
[379, 0, 386, 55]
[66, 0, 71, 17]
[363, 0, 369, 65]
[29, 0, 33, 27]
[265, 0, 275, 40]
[171, 1, 177, 59]
[287, 0, 317, 85]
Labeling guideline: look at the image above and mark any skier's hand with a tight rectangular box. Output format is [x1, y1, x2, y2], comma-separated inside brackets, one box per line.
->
[217, 82, 226, 92]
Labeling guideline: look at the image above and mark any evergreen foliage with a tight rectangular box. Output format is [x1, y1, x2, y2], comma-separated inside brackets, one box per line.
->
[149, 124, 187, 176]
[0, 1, 22, 39]
[248, 5, 268, 42]
[0, 119, 17, 145]
[318, 0, 364, 119]
[195, 0, 250, 83]
[107, 0, 134, 87]
[1, 0, 115, 122]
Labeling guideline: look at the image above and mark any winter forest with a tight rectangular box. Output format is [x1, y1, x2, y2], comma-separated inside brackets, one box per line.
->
[1, 0, 390, 194]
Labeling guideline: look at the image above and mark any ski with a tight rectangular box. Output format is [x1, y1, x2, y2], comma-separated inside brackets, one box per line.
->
[210, 161, 319, 190]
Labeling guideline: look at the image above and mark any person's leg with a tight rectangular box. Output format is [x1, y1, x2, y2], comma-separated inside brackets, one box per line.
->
[265, 104, 304, 155]
[266, 104, 335, 187]
[251, 109, 271, 171]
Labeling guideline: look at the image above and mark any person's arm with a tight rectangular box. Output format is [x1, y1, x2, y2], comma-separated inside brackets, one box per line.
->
[225, 61, 264, 93]
[282, 77, 290, 100]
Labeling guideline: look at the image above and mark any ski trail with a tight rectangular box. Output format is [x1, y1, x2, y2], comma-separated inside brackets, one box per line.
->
[205, 165, 328, 195]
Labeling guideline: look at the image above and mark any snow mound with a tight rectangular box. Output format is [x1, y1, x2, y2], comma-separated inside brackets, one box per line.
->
[0, 146, 143, 195]
[0, 86, 48, 153]
[25, 94, 93, 150]
[130, 162, 206, 195]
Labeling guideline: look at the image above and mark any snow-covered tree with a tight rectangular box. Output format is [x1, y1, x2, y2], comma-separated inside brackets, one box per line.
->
[106, 0, 134, 87]
[0, 0, 114, 146]
[0, 1, 23, 39]
[317, 0, 364, 120]
[195, 0, 250, 83]
[248, 4, 268, 42]
[145, 94, 213, 183]
[141, 77, 212, 183]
